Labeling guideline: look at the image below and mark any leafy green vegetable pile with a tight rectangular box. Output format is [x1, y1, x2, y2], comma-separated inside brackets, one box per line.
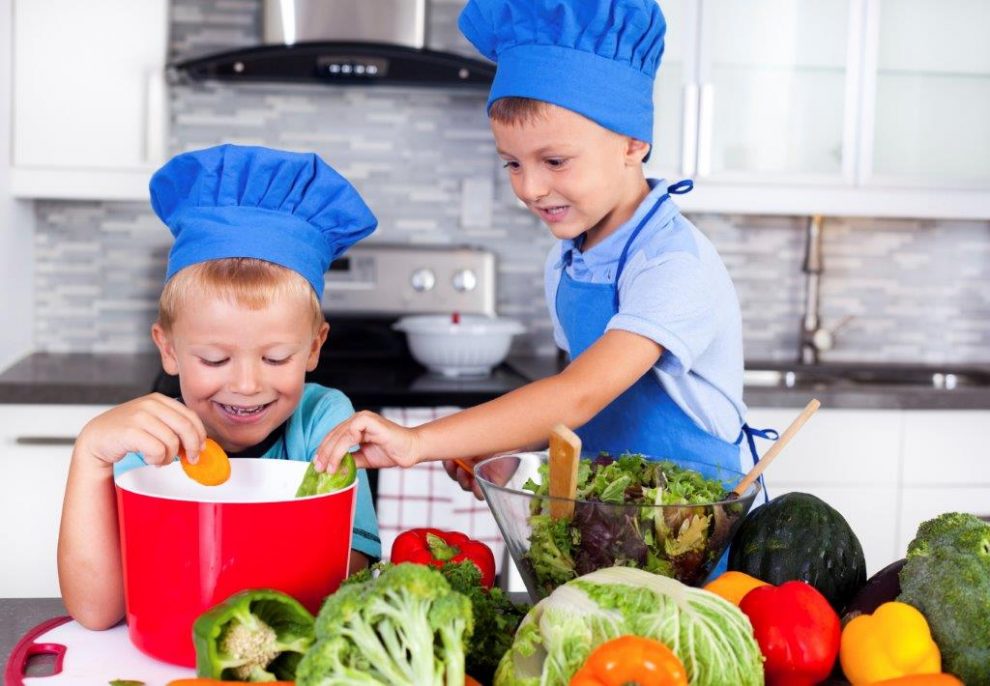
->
[521, 453, 747, 594]
[495, 566, 764, 685]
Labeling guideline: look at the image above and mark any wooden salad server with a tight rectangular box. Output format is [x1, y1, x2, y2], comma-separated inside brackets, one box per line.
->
[732, 398, 821, 497]
[548, 423, 582, 519]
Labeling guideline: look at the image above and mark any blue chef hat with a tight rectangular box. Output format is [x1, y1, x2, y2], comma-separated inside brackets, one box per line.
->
[150, 144, 377, 296]
[459, 0, 666, 145]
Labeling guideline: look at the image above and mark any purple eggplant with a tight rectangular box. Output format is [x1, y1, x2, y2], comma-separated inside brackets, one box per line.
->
[840, 558, 906, 625]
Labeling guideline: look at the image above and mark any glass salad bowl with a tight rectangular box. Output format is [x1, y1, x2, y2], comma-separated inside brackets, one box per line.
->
[475, 452, 761, 601]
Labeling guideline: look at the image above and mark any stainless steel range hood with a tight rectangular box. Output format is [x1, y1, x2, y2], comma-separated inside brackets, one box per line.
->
[172, 0, 494, 87]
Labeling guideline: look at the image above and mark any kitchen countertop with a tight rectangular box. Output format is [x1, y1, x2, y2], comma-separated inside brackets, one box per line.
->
[1, 597, 67, 678]
[2, 351, 990, 410]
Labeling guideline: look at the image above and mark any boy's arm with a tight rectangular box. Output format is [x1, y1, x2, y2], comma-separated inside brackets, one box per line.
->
[316, 329, 662, 470]
[58, 394, 205, 629]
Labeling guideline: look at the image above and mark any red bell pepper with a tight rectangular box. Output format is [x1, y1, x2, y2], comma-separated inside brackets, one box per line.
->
[739, 580, 841, 686]
[390, 528, 496, 588]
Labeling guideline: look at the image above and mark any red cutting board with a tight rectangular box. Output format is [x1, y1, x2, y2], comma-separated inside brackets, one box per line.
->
[5, 617, 194, 686]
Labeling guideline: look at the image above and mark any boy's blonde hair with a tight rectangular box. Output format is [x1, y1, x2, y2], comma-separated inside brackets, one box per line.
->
[158, 258, 323, 333]
[489, 97, 555, 126]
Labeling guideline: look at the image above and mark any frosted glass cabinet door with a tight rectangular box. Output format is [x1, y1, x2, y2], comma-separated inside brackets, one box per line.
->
[866, 0, 990, 188]
[650, 0, 694, 178]
[697, 0, 859, 183]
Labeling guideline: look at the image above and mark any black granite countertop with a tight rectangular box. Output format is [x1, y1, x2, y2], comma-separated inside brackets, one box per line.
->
[2, 352, 990, 410]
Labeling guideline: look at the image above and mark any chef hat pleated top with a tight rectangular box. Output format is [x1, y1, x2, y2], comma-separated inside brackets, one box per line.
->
[150, 144, 377, 297]
[459, 0, 667, 145]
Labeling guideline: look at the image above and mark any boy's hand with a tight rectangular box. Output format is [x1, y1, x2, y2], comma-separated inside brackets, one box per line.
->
[442, 458, 485, 500]
[314, 410, 421, 473]
[75, 393, 206, 469]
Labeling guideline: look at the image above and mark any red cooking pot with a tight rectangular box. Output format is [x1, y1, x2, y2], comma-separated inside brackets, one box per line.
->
[115, 458, 355, 666]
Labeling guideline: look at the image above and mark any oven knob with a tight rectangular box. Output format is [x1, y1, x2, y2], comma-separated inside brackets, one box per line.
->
[452, 268, 478, 292]
[410, 268, 436, 292]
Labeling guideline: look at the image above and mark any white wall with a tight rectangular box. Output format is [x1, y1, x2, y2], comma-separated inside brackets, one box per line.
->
[0, 0, 35, 370]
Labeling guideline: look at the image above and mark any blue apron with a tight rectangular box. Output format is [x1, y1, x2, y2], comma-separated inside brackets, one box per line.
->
[554, 180, 773, 575]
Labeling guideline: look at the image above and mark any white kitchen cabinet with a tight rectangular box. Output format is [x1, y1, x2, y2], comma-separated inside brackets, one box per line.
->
[897, 409, 990, 553]
[10, 0, 168, 200]
[647, 0, 693, 178]
[745, 407, 903, 574]
[0, 404, 111, 597]
[650, 0, 990, 219]
[696, 0, 857, 184]
[863, 0, 990, 189]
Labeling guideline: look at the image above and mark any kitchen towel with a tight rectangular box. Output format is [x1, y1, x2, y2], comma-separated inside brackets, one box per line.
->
[376, 407, 505, 573]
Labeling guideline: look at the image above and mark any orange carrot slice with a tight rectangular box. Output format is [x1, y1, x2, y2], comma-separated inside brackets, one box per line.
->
[179, 438, 231, 486]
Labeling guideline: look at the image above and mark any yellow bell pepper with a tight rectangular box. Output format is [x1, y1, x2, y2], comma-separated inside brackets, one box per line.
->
[840, 601, 941, 685]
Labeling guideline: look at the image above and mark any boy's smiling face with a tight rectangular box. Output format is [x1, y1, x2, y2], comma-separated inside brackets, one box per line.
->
[492, 104, 651, 250]
[152, 289, 327, 454]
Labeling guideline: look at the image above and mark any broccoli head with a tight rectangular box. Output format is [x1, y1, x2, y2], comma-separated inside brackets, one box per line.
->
[296, 562, 474, 686]
[898, 512, 990, 685]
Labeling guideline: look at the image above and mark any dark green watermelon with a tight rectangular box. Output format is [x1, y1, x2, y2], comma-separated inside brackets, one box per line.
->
[728, 491, 866, 611]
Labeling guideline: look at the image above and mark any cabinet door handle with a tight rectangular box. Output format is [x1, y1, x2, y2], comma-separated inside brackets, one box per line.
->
[681, 83, 699, 176]
[15, 436, 77, 446]
[697, 83, 715, 177]
[144, 66, 167, 165]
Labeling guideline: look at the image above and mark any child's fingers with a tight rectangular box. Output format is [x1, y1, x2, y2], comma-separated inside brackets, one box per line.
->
[150, 395, 207, 462]
[136, 397, 203, 465]
[132, 417, 186, 466]
[445, 458, 485, 501]
[314, 418, 367, 473]
[120, 424, 180, 466]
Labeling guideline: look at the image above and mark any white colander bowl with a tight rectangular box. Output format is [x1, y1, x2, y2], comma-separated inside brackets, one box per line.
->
[394, 314, 525, 377]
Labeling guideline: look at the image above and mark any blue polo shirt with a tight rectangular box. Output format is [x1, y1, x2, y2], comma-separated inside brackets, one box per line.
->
[544, 179, 747, 443]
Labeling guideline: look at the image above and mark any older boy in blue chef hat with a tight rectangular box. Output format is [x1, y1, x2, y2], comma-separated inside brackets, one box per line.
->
[58, 144, 381, 630]
[317, 1, 771, 496]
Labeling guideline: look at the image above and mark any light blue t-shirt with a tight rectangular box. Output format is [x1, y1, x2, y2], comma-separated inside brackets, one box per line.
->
[114, 383, 381, 560]
[544, 179, 748, 444]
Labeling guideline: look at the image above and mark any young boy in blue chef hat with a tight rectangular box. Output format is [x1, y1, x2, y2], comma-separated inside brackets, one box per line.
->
[57, 144, 381, 630]
[316, 0, 771, 494]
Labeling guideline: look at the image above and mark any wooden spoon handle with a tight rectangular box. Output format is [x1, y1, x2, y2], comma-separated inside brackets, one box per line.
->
[548, 423, 582, 519]
[733, 398, 821, 497]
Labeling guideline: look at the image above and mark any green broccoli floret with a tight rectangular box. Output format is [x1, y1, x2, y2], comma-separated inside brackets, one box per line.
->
[440, 561, 530, 683]
[296, 563, 474, 686]
[342, 561, 529, 683]
[898, 512, 990, 685]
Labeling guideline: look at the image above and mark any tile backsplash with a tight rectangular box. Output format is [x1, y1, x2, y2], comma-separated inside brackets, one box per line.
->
[31, 0, 990, 365]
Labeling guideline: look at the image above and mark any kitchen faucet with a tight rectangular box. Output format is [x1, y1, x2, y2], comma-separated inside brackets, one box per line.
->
[800, 215, 826, 365]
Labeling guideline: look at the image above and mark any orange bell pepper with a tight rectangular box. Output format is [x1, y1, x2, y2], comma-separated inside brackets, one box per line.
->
[569, 636, 688, 686]
[868, 676, 963, 686]
[703, 570, 770, 605]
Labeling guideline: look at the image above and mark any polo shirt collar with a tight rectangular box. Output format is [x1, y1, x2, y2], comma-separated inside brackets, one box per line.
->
[556, 178, 672, 270]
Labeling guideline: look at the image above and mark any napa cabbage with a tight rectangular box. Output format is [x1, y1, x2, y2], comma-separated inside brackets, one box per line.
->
[495, 567, 763, 686]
